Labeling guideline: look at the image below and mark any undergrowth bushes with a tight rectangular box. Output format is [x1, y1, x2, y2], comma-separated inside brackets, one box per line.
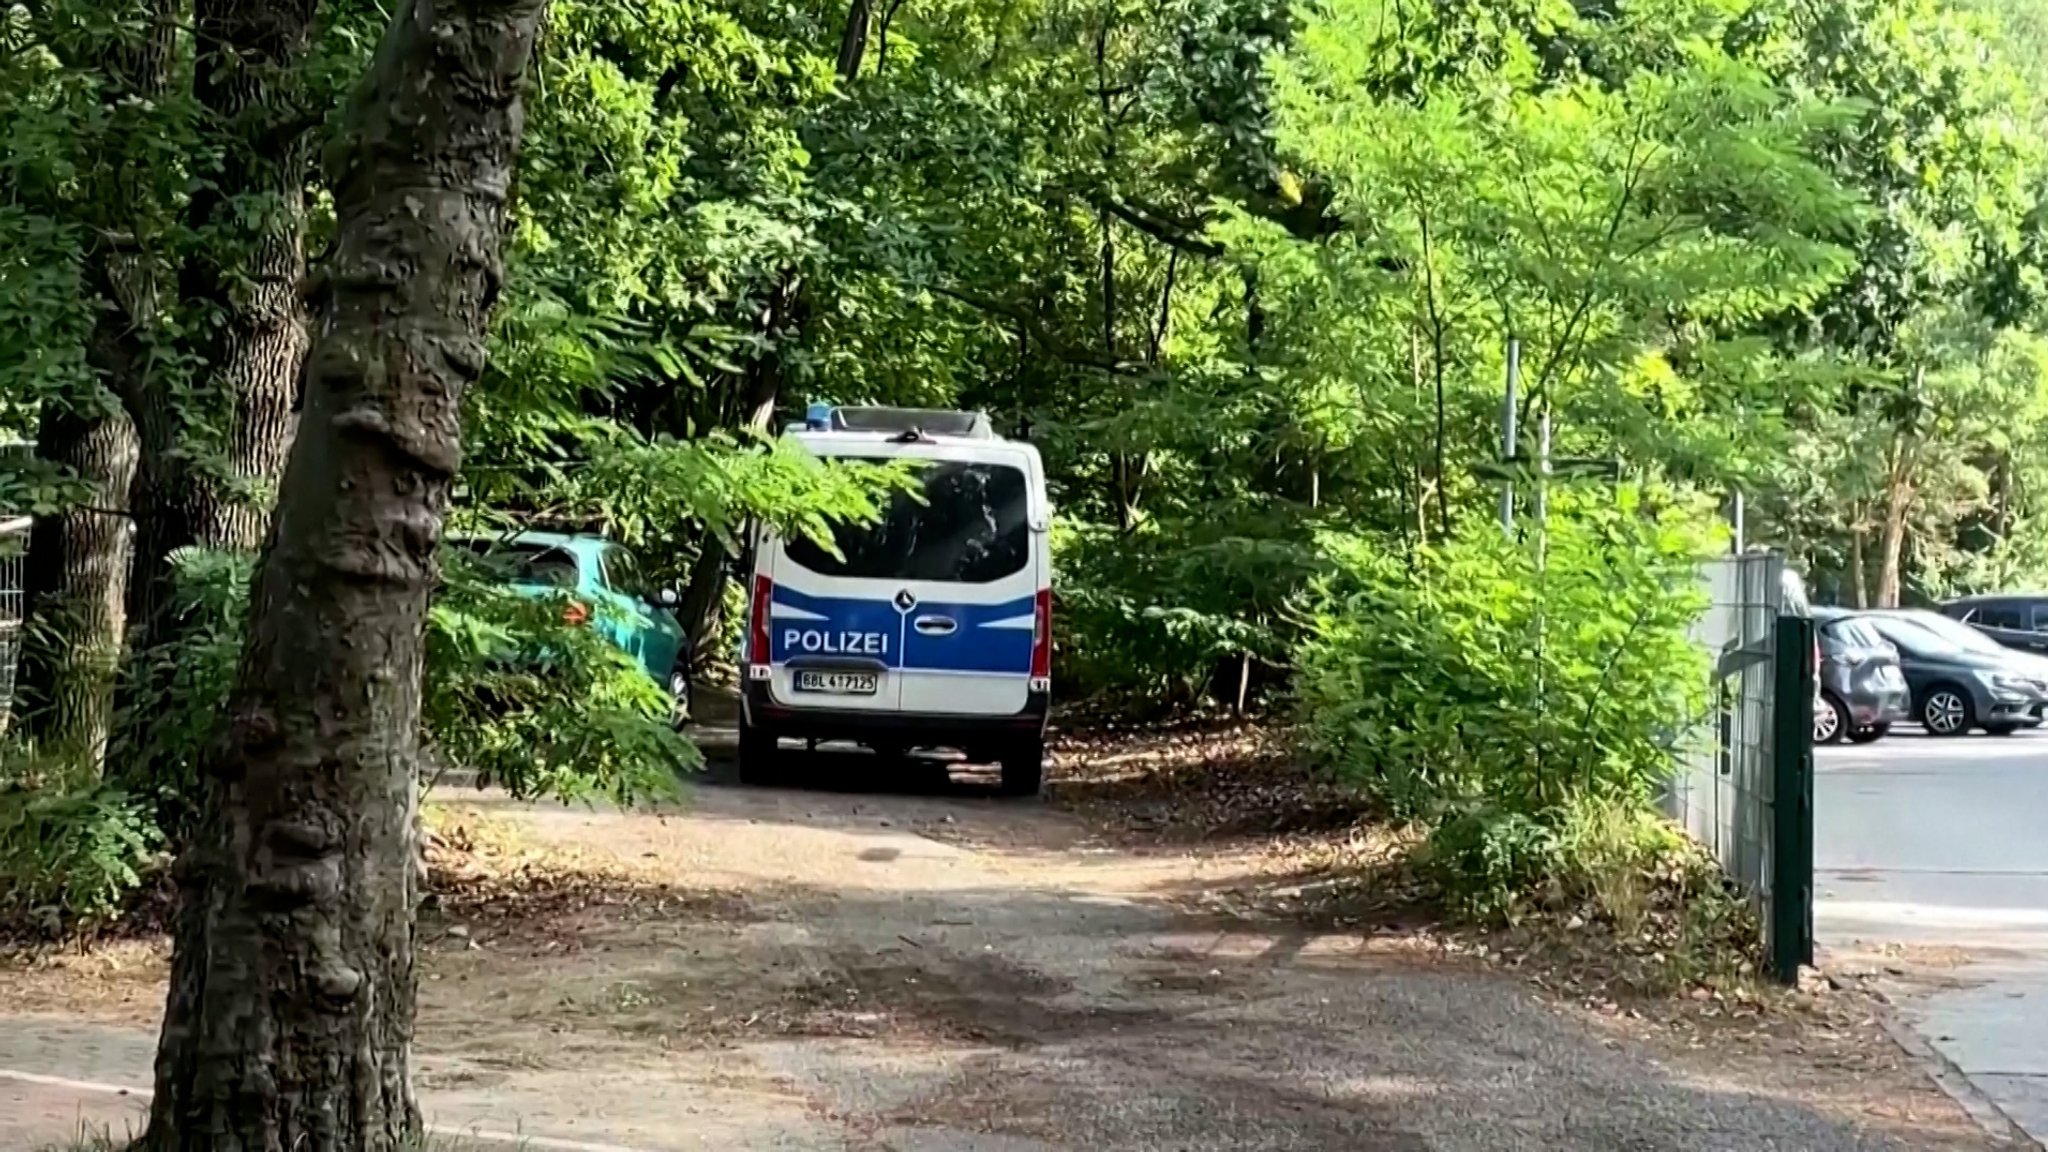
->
[3, 545, 693, 937]
[0, 748, 160, 930]
[1296, 492, 1721, 927]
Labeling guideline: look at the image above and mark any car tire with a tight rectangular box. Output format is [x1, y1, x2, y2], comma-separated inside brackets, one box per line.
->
[998, 738, 1045, 798]
[1847, 724, 1888, 744]
[738, 718, 781, 786]
[1815, 693, 1850, 745]
[1919, 685, 1974, 737]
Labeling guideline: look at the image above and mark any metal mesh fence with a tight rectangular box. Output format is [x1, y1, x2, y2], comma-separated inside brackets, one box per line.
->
[0, 514, 25, 735]
[1665, 552, 1783, 920]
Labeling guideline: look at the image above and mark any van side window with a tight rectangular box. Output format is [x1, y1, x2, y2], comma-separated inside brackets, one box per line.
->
[1979, 604, 2025, 629]
[2031, 604, 2048, 633]
[784, 460, 1029, 584]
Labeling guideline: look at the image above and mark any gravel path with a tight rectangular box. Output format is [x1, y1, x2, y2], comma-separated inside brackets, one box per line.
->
[0, 748, 2018, 1151]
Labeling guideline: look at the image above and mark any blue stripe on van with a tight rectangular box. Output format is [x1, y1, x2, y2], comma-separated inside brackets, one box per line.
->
[768, 586, 1037, 673]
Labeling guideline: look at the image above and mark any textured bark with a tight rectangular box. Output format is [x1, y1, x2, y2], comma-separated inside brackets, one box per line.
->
[16, 406, 138, 762]
[128, 0, 319, 642]
[1877, 473, 1912, 608]
[16, 3, 176, 765]
[1848, 516, 1869, 609]
[835, 0, 872, 81]
[139, 1, 546, 1147]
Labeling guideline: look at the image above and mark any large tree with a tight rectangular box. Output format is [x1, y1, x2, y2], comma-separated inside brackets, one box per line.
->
[138, 0, 548, 1145]
[126, 0, 324, 640]
[9, 0, 183, 765]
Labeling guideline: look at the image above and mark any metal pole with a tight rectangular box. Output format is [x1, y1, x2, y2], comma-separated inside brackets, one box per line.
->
[1534, 404, 1551, 532]
[1732, 490, 1746, 554]
[1770, 612, 1816, 984]
[1500, 338, 1520, 533]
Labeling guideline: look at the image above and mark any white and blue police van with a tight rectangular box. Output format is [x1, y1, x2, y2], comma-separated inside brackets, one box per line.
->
[737, 404, 1053, 795]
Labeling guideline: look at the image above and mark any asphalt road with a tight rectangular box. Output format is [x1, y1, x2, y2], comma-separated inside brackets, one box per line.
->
[1818, 726, 2048, 1144]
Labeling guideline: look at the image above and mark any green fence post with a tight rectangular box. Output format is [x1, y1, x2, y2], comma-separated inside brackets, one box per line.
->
[1770, 613, 1816, 984]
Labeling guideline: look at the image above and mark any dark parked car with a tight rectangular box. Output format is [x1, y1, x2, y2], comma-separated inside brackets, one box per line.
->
[1885, 608, 2048, 707]
[1850, 612, 2048, 736]
[1943, 594, 2048, 655]
[1812, 613, 1910, 744]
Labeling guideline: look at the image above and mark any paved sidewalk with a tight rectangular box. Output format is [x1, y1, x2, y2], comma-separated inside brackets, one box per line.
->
[1818, 731, 2048, 1147]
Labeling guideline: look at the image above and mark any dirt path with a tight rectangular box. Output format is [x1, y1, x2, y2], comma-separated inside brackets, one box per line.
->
[0, 751, 2021, 1151]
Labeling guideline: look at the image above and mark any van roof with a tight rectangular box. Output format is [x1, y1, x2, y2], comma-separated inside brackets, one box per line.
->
[788, 404, 1007, 441]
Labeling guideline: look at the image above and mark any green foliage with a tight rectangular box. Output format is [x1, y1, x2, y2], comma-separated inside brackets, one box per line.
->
[1296, 494, 1709, 819]
[424, 552, 698, 805]
[0, 746, 161, 931]
[1053, 518, 1313, 704]
[1422, 791, 1734, 938]
[113, 549, 250, 834]
[115, 547, 697, 845]
[10, 0, 2048, 941]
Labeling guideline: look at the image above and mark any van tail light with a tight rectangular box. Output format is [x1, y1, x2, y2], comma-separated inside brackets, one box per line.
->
[748, 575, 774, 672]
[1030, 587, 1053, 684]
[563, 599, 590, 626]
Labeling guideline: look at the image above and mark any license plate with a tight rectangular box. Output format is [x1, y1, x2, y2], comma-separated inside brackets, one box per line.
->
[794, 670, 879, 696]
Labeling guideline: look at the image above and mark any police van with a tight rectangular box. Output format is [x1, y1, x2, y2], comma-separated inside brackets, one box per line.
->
[737, 404, 1053, 795]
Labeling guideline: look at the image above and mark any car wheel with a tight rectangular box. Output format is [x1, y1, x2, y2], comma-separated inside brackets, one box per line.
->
[1920, 686, 1973, 737]
[738, 718, 781, 786]
[1814, 693, 1849, 745]
[998, 738, 1045, 798]
[1847, 724, 1888, 744]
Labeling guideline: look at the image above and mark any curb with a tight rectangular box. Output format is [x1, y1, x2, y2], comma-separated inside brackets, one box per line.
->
[1880, 1012, 2041, 1148]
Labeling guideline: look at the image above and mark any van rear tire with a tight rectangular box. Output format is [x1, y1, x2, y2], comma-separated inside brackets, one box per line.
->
[738, 719, 780, 786]
[998, 738, 1044, 798]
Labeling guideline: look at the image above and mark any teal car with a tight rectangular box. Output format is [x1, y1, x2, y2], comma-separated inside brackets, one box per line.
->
[450, 531, 690, 721]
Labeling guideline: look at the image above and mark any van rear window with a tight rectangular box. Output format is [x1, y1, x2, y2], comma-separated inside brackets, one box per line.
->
[783, 460, 1029, 584]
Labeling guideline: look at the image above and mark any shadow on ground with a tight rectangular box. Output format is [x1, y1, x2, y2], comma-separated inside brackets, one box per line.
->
[405, 818, 1998, 1152]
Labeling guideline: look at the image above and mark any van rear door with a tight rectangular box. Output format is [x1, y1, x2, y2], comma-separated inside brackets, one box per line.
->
[759, 519, 904, 716]
[770, 441, 1041, 718]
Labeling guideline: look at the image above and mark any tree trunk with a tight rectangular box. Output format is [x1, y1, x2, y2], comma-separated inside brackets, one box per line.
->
[128, 0, 319, 642]
[16, 406, 138, 763]
[139, 1, 545, 1147]
[1873, 373, 1925, 610]
[13, 0, 177, 767]
[1876, 483, 1911, 608]
[1848, 515, 1869, 609]
[835, 0, 872, 81]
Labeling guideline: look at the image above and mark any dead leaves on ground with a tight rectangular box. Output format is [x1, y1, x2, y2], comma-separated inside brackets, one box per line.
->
[1047, 720, 1903, 1059]
[421, 807, 751, 959]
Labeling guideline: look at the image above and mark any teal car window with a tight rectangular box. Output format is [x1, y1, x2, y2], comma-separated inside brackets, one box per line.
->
[461, 540, 582, 589]
[603, 545, 649, 598]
